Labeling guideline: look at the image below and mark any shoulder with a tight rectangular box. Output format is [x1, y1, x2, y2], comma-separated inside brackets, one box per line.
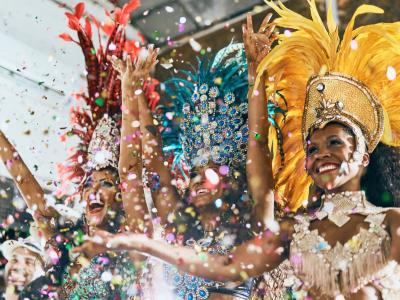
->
[380, 208, 400, 237]
[384, 207, 400, 224]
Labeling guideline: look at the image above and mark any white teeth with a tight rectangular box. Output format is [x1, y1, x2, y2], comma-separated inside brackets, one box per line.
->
[90, 199, 103, 205]
[196, 188, 209, 195]
[318, 164, 337, 173]
[89, 193, 104, 205]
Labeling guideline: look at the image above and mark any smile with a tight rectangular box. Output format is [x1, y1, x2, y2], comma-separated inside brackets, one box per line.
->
[196, 188, 210, 195]
[88, 197, 105, 213]
[317, 163, 339, 174]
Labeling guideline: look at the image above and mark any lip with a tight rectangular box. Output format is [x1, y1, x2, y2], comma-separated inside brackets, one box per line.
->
[9, 271, 26, 285]
[192, 195, 214, 207]
[316, 162, 340, 174]
[87, 197, 105, 214]
[196, 188, 210, 195]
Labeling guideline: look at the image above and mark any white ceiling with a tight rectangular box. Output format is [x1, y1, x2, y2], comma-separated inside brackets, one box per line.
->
[0, 0, 140, 189]
[124, 0, 263, 45]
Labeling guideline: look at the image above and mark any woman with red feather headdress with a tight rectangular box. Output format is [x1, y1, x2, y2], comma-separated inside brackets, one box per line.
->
[0, 1, 160, 298]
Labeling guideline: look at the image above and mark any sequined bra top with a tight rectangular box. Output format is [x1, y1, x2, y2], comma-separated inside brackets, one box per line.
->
[164, 231, 254, 300]
[290, 210, 395, 297]
[63, 252, 136, 300]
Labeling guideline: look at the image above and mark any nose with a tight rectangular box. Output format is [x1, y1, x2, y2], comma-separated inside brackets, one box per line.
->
[87, 182, 101, 194]
[12, 260, 24, 271]
[314, 145, 331, 159]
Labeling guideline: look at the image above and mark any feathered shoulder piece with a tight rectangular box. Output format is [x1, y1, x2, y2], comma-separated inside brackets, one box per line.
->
[57, 1, 159, 198]
[256, 0, 400, 210]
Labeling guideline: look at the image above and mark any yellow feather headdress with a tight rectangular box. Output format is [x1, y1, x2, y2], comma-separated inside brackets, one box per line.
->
[257, 0, 400, 210]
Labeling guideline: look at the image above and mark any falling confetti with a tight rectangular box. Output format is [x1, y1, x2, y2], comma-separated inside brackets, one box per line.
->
[387, 66, 396, 81]
[189, 38, 202, 52]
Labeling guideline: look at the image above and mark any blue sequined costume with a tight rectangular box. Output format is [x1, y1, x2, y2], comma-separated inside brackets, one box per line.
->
[63, 252, 136, 300]
[158, 42, 286, 300]
[162, 234, 254, 300]
[160, 44, 257, 300]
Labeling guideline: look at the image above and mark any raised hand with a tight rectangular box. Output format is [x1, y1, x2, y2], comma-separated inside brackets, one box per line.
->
[242, 13, 276, 76]
[109, 45, 159, 90]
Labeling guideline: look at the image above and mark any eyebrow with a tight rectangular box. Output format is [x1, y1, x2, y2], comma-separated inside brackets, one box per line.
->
[99, 177, 112, 181]
[327, 135, 341, 139]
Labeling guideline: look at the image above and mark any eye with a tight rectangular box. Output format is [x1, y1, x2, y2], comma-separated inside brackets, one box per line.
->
[26, 259, 35, 266]
[189, 171, 199, 180]
[100, 180, 114, 188]
[328, 138, 343, 146]
[307, 145, 318, 156]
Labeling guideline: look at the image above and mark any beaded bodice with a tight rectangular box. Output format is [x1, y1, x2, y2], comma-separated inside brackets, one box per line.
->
[63, 252, 136, 300]
[163, 230, 253, 299]
[290, 207, 392, 297]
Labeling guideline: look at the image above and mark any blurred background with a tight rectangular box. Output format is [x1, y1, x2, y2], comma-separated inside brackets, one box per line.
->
[0, 0, 399, 288]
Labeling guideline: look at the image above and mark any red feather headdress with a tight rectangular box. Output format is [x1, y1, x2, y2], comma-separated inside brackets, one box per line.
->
[57, 1, 159, 200]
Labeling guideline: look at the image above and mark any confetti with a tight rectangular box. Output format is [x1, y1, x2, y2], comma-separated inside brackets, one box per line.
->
[205, 168, 219, 185]
[189, 38, 202, 52]
[387, 66, 396, 81]
[165, 6, 174, 13]
[95, 97, 105, 107]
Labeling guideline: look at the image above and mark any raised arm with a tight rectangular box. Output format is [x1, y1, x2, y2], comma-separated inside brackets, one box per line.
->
[137, 83, 180, 225]
[112, 49, 156, 233]
[386, 208, 400, 263]
[75, 219, 293, 282]
[0, 130, 56, 237]
[243, 13, 277, 228]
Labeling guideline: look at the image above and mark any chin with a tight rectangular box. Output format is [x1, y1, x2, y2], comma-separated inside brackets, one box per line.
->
[315, 178, 345, 191]
[192, 196, 214, 208]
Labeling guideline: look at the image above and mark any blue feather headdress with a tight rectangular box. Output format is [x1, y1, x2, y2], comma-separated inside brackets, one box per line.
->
[162, 43, 286, 178]
[164, 44, 249, 174]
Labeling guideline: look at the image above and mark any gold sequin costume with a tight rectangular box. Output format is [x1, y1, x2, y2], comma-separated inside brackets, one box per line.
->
[257, 0, 400, 210]
[291, 192, 400, 299]
[253, 0, 400, 298]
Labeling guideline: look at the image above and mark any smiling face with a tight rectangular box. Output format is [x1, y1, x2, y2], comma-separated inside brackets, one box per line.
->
[188, 163, 224, 208]
[82, 169, 120, 228]
[305, 123, 369, 193]
[5, 247, 43, 289]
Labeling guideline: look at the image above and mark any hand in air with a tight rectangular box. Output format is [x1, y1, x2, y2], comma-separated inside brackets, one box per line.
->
[242, 13, 277, 72]
[109, 45, 159, 90]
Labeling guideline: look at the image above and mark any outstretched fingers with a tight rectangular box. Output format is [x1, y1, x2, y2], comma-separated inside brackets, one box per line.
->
[246, 13, 254, 34]
[258, 13, 273, 34]
[109, 55, 125, 75]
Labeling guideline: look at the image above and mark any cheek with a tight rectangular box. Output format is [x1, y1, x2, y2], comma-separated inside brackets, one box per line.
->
[25, 264, 35, 274]
[305, 156, 314, 172]
[104, 190, 119, 206]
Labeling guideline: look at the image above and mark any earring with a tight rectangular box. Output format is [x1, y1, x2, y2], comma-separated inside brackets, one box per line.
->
[115, 192, 122, 202]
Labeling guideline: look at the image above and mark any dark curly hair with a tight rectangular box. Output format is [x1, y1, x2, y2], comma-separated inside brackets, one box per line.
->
[307, 122, 400, 207]
[362, 143, 400, 207]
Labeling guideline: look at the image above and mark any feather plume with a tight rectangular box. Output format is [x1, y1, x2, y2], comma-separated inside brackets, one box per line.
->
[58, 1, 158, 199]
[258, 0, 400, 210]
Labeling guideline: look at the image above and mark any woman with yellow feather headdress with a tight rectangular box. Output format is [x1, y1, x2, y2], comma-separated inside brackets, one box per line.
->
[66, 1, 400, 299]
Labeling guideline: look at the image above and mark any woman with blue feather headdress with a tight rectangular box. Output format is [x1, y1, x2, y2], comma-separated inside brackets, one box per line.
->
[76, 14, 291, 299]
[154, 42, 257, 300]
